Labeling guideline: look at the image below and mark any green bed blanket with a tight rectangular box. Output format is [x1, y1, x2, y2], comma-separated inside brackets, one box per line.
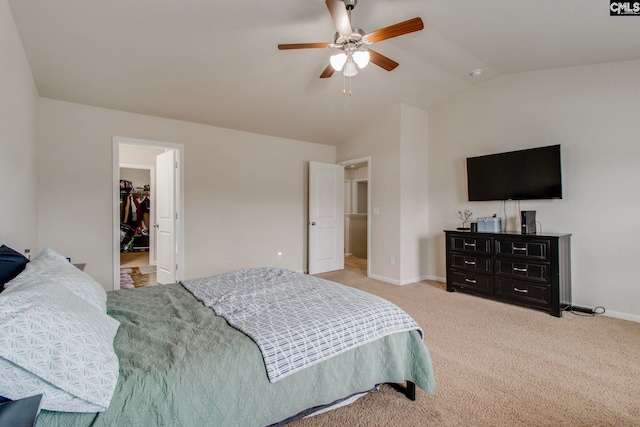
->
[36, 283, 435, 427]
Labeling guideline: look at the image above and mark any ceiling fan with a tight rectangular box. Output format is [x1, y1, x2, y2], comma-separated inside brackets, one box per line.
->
[278, 0, 424, 82]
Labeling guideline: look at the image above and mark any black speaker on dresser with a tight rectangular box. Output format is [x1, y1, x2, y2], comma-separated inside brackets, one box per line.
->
[521, 210, 536, 234]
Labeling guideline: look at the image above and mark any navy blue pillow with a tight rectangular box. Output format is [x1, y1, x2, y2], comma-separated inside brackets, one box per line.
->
[0, 245, 29, 290]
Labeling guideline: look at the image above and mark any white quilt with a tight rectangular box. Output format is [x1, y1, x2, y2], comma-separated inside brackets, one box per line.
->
[181, 268, 423, 382]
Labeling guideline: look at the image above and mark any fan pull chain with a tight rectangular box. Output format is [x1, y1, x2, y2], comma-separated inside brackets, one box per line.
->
[342, 74, 352, 96]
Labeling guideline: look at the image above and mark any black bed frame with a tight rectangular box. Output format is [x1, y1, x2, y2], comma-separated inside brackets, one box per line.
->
[389, 381, 416, 401]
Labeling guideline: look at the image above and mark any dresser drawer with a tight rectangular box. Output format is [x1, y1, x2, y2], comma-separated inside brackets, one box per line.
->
[449, 253, 492, 274]
[495, 259, 549, 283]
[495, 277, 550, 306]
[494, 238, 550, 261]
[449, 234, 492, 255]
[449, 271, 493, 295]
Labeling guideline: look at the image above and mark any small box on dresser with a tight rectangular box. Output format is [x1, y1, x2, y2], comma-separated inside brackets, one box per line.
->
[445, 230, 571, 317]
[476, 217, 502, 233]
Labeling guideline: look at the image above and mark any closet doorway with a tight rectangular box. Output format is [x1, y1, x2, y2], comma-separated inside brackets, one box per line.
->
[119, 165, 155, 288]
[340, 157, 370, 277]
[112, 137, 185, 291]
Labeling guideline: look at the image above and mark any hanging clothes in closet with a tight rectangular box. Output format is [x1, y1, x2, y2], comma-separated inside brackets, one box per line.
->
[119, 180, 151, 252]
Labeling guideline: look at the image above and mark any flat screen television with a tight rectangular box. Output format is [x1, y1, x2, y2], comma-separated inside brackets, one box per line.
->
[466, 145, 562, 201]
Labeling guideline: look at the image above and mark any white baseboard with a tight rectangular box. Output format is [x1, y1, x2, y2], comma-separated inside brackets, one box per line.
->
[368, 273, 401, 286]
[400, 276, 426, 285]
[368, 274, 446, 286]
[399, 275, 439, 285]
[369, 274, 447, 286]
[602, 309, 640, 324]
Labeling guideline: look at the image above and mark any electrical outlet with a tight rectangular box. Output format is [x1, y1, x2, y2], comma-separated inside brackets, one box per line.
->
[389, 256, 395, 266]
[277, 252, 283, 260]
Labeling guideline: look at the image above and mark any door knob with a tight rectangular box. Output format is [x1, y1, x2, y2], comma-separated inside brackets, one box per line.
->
[311, 222, 316, 226]
[153, 223, 159, 228]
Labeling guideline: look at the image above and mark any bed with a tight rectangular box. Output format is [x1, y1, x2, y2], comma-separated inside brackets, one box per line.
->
[0, 248, 435, 427]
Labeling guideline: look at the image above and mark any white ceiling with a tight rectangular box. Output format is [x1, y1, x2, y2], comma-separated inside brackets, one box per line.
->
[8, 0, 640, 146]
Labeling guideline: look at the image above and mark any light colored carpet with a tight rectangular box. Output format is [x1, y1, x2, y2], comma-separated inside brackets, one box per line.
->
[291, 268, 640, 427]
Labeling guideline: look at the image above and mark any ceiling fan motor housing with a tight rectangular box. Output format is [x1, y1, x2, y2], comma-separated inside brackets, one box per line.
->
[344, 0, 357, 11]
[334, 27, 365, 47]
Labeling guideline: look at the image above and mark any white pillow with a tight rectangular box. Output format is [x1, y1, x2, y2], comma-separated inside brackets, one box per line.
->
[0, 358, 107, 412]
[0, 279, 120, 412]
[6, 248, 107, 313]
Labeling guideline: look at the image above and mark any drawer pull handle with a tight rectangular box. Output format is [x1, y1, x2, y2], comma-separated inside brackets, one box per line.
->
[514, 287, 529, 294]
[513, 247, 527, 251]
[464, 260, 476, 265]
[464, 242, 476, 248]
[513, 267, 528, 272]
[465, 278, 477, 284]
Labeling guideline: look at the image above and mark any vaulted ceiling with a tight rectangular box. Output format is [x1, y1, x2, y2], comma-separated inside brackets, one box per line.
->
[8, 0, 640, 146]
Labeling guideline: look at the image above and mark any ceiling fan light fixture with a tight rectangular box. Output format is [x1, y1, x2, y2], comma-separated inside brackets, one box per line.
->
[330, 52, 347, 71]
[353, 50, 370, 68]
[343, 60, 359, 77]
[278, 1, 425, 93]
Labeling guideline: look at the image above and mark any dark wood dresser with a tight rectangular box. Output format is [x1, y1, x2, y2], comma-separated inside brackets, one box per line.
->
[445, 230, 571, 317]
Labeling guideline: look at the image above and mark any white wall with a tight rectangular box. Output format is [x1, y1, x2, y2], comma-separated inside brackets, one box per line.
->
[427, 60, 640, 321]
[38, 98, 335, 290]
[0, 0, 39, 253]
[337, 104, 430, 285]
[399, 104, 429, 284]
[338, 105, 402, 283]
[120, 144, 166, 167]
[120, 168, 150, 187]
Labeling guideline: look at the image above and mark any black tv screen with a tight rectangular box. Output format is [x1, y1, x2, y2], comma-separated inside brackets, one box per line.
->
[466, 145, 562, 201]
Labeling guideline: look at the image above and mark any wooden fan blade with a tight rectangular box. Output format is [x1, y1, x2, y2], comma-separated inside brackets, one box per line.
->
[326, 0, 352, 36]
[278, 43, 331, 50]
[320, 64, 335, 78]
[369, 49, 399, 71]
[363, 17, 424, 44]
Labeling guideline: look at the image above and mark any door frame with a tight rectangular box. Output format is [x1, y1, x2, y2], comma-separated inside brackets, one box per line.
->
[112, 136, 185, 290]
[338, 156, 371, 278]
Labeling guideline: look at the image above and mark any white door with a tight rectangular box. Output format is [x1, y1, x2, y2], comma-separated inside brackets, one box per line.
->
[155, 150, 177, 284]
[308, 161, 344, 275]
